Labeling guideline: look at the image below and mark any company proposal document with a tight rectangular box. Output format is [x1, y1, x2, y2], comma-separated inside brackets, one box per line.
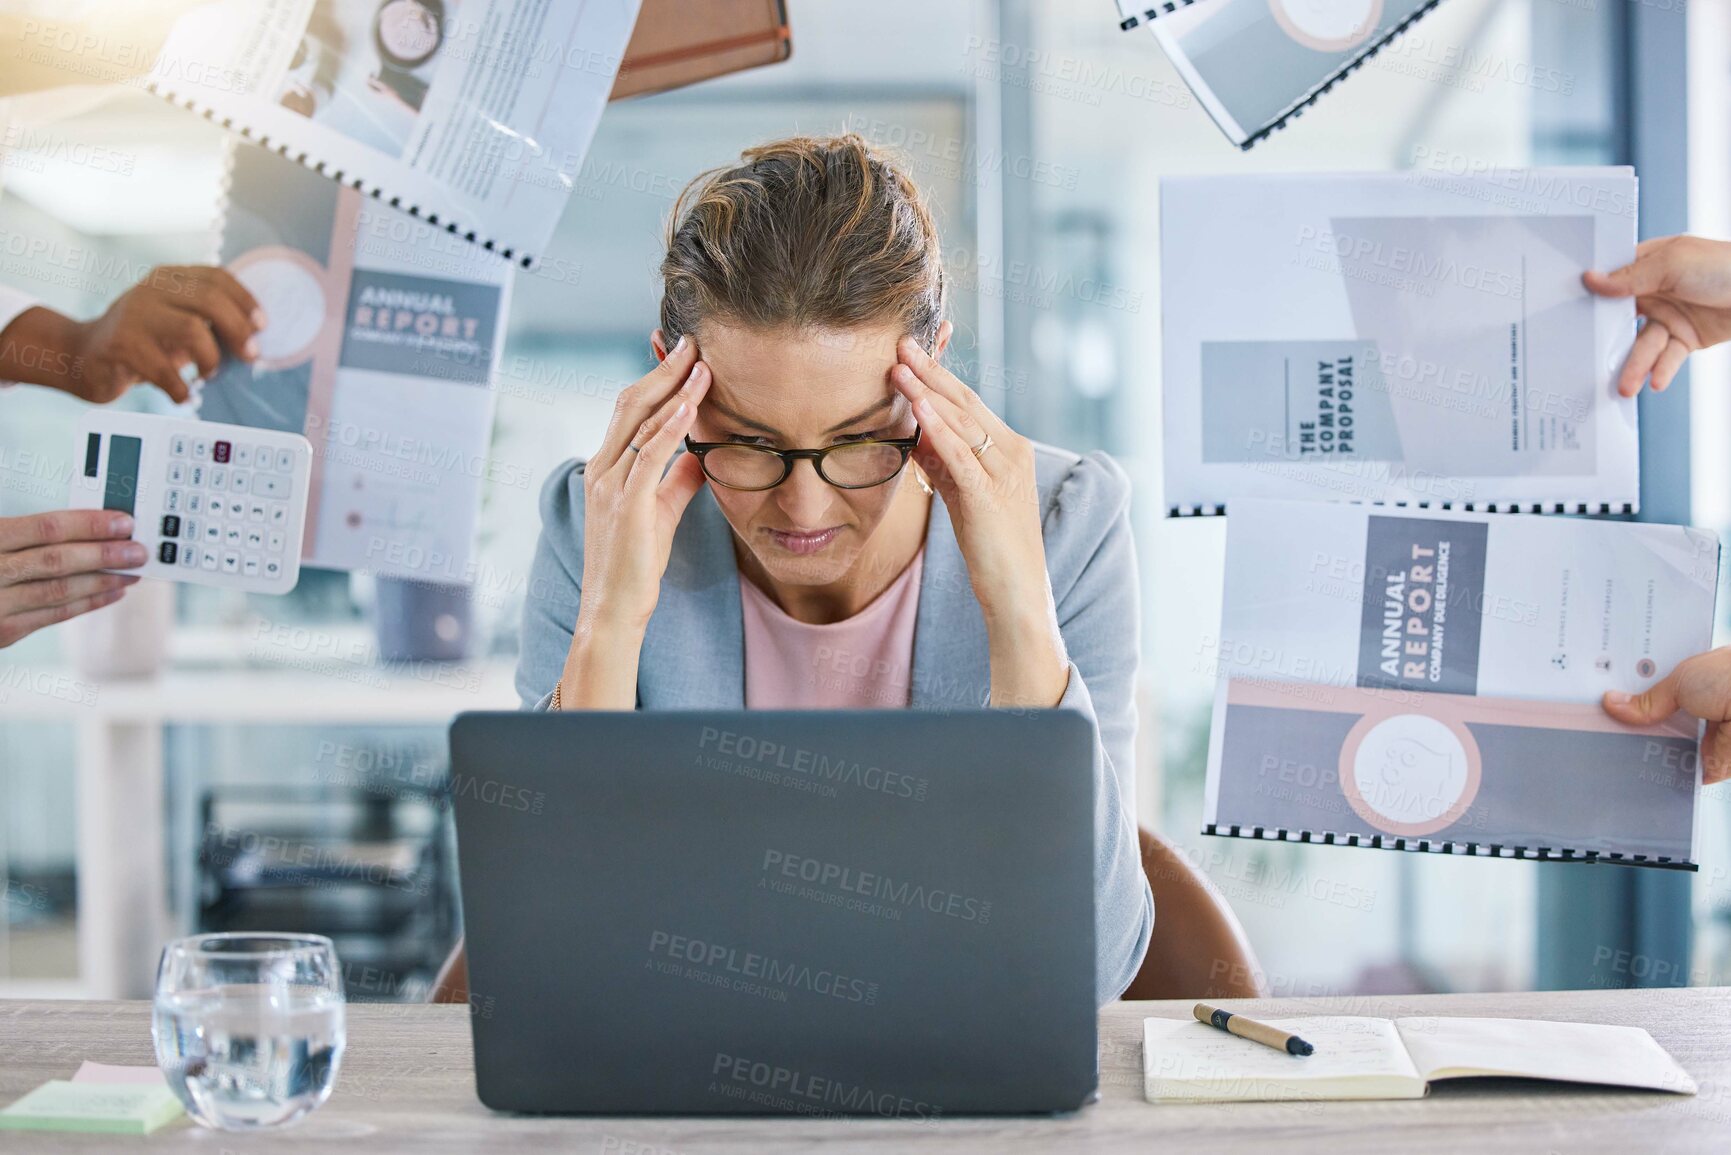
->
[1204, 500, 1719, 868]
[1160, 168, 1639, 515]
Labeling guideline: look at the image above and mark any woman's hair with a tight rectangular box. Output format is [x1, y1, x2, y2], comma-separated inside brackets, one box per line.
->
[659, 133, 947, 351]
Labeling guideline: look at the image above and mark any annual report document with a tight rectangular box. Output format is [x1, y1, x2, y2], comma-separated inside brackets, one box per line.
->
[197, 143, 512, 581]
[1161, 168, 1639, 515]
[1204, 501, 1719, 868]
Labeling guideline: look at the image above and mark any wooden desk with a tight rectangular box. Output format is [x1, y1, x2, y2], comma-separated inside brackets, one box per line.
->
[2, 988, 1727, 1152]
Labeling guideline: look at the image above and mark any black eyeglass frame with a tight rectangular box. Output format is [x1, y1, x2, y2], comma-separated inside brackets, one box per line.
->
[682, 428, 923, 491]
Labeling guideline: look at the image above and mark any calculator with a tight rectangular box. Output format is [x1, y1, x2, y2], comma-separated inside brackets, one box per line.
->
[69, 411, 313, 595]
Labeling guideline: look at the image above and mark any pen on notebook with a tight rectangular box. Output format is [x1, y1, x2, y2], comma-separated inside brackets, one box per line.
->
[1193, 1003, 1315, 1057]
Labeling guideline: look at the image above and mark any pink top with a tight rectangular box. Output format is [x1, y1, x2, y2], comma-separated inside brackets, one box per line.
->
[740, 547, 925, 709]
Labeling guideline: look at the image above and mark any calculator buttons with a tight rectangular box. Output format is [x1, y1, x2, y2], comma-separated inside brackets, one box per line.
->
[86, 420, 303, 591]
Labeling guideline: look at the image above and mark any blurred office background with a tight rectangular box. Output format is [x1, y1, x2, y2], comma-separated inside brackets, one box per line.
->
[1, 0, 1726, 1000]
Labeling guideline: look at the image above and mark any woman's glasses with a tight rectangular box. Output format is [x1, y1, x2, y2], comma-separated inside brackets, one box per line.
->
[683, 428, 922, 491]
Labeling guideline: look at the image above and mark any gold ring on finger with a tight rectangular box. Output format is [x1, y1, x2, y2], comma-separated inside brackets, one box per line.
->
[970, 433, 995, 459]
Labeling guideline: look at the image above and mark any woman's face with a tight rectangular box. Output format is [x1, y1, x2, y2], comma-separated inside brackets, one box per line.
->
[666, 320, 943, 590]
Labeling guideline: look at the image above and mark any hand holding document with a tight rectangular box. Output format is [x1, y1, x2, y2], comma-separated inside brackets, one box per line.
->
[1584, 234, 1731, 395]
[1602, 647, 1731, 785]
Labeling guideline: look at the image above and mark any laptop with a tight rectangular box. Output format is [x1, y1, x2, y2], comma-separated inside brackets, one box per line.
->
[447, 708, 1099, 1117]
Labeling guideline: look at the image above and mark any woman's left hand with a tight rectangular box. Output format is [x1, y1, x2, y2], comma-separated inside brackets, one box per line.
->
[891, 333, 1070, 708]
[1602, 647, 1731, 785]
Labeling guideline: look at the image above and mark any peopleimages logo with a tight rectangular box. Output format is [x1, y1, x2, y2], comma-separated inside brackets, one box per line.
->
[647, 931, 879, 1005]
[698, 727, 930, 801]
[710, 1053, 942, 1121]
[760, 850, 991, 924]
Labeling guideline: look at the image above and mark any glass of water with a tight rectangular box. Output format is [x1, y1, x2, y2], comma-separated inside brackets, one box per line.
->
[151, 933, 346, 1131]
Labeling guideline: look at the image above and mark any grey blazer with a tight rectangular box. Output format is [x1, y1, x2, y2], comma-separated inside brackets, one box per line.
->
[516, 441, 1155, 1003]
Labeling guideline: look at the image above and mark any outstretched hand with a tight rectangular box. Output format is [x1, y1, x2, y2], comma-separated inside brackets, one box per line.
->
[1602, 647, 1731, 785]
[0, 265, 265, 404]
[1584, 235, 1731, 397]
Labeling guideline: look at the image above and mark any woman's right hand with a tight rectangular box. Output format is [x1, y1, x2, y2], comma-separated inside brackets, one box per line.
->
[574, 334, 711, 641]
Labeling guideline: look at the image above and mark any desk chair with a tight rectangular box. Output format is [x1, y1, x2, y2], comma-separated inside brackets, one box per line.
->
[432, 939, 468, 1005]
[431, 826, 1265, 1005]
[1122, 826, 1265, 1000]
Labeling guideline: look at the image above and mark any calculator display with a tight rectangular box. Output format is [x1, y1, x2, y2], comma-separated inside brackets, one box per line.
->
[102, 434, 142, 518]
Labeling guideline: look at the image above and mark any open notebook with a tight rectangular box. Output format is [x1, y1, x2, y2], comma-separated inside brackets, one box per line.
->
[1144, 1016, 1697, 1103]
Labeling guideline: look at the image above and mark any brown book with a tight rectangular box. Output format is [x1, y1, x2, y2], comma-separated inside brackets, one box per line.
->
[610, 0, 792, 101]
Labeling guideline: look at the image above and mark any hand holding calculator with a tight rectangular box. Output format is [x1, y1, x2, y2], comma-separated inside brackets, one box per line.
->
[70, 411, 312, 594]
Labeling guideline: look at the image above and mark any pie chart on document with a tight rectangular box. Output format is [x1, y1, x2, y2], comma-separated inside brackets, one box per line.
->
[228, 246, 331, 371]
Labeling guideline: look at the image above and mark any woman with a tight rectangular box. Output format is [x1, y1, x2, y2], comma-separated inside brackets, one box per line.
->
[506, 133, 1152, 1003]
